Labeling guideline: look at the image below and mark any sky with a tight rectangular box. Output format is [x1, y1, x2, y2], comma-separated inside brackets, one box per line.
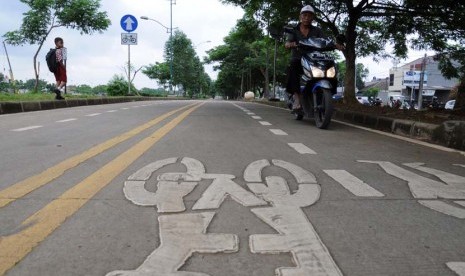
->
[0, 0, 431, 89]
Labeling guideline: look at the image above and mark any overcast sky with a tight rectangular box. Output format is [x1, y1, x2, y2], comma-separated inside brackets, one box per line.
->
[0, 0, 429, 89]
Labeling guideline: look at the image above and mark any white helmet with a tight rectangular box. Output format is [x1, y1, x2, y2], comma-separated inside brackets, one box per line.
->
[300, 5, 315, 14]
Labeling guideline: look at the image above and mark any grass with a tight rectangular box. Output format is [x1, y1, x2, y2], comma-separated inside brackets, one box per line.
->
[0, 91, 167, 102]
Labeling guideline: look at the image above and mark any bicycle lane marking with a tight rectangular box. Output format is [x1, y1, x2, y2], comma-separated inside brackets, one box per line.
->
[0, 103, 197, 209]
[0, 103, 204, 275]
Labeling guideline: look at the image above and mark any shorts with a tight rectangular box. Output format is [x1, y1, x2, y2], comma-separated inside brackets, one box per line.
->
[54, 63, 67, 83]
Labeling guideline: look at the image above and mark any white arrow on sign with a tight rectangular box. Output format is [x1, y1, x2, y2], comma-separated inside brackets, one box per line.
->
[124, 17, 135, 31]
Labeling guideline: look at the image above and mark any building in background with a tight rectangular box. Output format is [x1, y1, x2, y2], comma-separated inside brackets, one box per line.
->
[388, 56, 458, 107]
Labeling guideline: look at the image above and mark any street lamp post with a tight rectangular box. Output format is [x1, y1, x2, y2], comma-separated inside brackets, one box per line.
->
[140, 16, 177, 95]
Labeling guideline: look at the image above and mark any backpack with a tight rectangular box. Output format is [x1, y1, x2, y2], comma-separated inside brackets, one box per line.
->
[46, 48, 57, 73]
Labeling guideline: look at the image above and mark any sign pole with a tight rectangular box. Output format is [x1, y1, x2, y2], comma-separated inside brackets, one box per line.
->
[128, 44, 131, 95]
[120, 14, 138, 96]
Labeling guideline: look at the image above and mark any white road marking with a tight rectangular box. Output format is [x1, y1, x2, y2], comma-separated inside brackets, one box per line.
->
[245, 160, 342, 276]
[324, 170, 385, 197]
[259, 121, 272, 126]
[447, 262, 465, 276]
[11, 125, 43, 132]
[251, 116, 262, 120]
[106, 212, 238, 276]
[419, 201, 465, 219]
[86, 113, 101, 117]
[270, 129, 288, 135]
[249, 102, 465, 156]
[106, 110, 117, 113]
[121, 108, 130, 110]
[193, 175, 267, 210]
[288, 143, 317, 155]
[360, 161, 465, 218]
[124, 158, 201, 213]
[246, 112, 255, 115]
[454, 164, 465, 168]
[56, 118, 77, 123]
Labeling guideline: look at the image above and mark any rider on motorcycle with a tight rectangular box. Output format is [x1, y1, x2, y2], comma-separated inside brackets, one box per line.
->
[285, 5, 344, 112]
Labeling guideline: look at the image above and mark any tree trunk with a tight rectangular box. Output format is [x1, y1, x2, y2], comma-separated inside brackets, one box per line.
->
[343, 18, 359, 105]
[454, 77, 465, 111]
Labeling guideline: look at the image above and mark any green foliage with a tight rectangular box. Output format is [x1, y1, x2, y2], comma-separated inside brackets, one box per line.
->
[139, 87, 167, 97]
[92, 84, 108, 95]
[363, 87, 379, 98]
[75, 84, 93, 94]
[143, 62, 170, 85]
[3, 0, 111, 92]
[206, 15, 289, 99]
[23, 78, 50, 91]
[220, 0, 465, 104]
[106, 75, 136, 96]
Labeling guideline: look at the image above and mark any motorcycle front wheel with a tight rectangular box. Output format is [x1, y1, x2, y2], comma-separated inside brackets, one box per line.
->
[314, 89, 334, 129]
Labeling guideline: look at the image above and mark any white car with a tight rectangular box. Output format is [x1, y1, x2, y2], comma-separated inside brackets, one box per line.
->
[445, 100, 455, 110]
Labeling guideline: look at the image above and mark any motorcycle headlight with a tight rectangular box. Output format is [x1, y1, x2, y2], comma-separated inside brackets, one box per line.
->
[326, 66, 336, 78]
[311, 67, 325, 78]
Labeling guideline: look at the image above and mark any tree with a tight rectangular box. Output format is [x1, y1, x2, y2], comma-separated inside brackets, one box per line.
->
[220, 0, 459, 105]
[23, 78, 49, 91]
[143, 62, 170, 88]
[337, 61, 369, 91]
[75, 84, 93, 94]
[107, 75, 136, 96]
[3, 0, 110, 92]
[206, 16, 287, 99]
[92, 84, 108, 95]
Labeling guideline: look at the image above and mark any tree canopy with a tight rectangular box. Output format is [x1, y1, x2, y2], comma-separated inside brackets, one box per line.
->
[143, 30, 211, 98]
[220, 0, 465, 109]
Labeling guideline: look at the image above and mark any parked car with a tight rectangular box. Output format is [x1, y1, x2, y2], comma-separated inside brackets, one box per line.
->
[445, 100, 455, 110]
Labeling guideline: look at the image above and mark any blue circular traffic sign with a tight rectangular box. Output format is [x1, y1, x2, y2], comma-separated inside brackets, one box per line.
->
[120, 14, 138, 32]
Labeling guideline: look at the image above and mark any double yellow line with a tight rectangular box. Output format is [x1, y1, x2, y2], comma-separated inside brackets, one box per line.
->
[0, 102, 203, 275]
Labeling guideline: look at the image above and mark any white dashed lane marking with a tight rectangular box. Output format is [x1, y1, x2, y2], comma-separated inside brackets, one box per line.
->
[106, 110, 118, 113]
[447, 263, 465, 276]
[86, 113, 102, 117]
[324, 170, 385, 197]
[247, 112, 255, 115]
[259, 121, 272, 126]
[251, 116, 262, 120]
[288, 143, 317, 155]
[56, 118, 77, 123]
[269, 129, 288, 136]
[11, 126, 43, 132]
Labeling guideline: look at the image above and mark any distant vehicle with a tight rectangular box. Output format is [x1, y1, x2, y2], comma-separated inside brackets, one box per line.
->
[445, 100, 455, 110]
[356, 96, 370, 106]
[214, 95, 224, 100]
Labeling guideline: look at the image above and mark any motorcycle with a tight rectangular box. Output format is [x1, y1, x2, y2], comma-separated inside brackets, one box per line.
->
[285, 27, 344, 129]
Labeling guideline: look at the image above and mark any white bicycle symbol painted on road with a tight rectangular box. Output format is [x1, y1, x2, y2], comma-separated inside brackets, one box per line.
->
[107, 157, 342, 276]
[107, 158, 465, 276]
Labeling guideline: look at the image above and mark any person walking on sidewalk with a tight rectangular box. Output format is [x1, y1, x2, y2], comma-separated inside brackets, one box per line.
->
[53, 37, 66, 100]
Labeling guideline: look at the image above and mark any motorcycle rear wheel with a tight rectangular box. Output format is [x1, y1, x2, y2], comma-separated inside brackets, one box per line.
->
[314, 89, 334, 129]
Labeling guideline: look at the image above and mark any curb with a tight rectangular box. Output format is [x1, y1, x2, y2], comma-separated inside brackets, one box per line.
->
[0, 96, 186, 115]
[250, 100, 465, 151]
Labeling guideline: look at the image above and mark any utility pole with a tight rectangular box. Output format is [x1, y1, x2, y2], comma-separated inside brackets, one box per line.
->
[417, 54, 427, 110]
[169, 0, 173, 95]
[2, 40, 17, 93]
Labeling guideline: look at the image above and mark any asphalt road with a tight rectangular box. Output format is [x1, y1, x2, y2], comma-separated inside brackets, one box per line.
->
[0, 99, 464, 276]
